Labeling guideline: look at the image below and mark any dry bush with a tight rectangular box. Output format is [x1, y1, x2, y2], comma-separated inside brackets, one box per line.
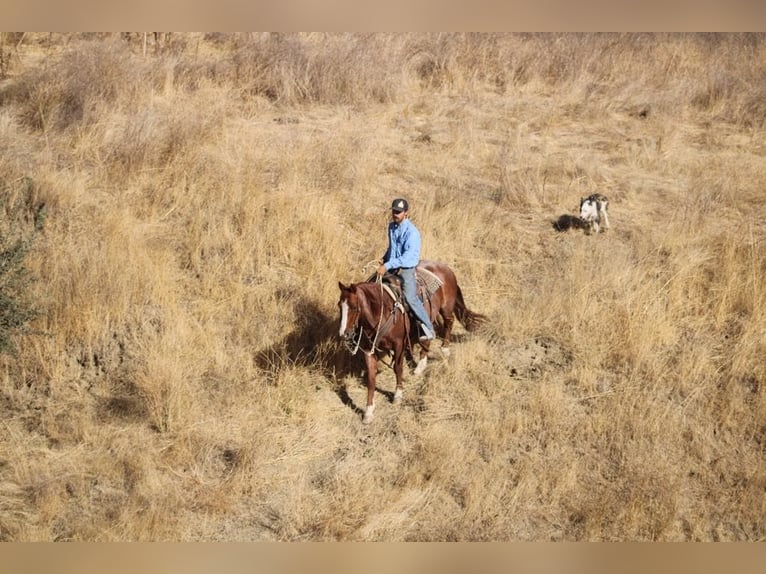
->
[0, 33, 765, 542]
[224, 34, 406, 105]
[2, 40, 141, 132]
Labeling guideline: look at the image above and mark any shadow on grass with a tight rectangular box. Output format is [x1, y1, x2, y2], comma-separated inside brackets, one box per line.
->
[552, 213, 586, 232]
[253, 294, 369, 416]
[254, 295, 353, 375]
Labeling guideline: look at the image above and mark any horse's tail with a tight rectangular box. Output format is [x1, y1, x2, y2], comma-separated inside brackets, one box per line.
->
[454, 284, 487, 332]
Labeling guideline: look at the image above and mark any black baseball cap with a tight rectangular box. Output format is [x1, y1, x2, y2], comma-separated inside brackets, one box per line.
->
[391, 198, 409, 213]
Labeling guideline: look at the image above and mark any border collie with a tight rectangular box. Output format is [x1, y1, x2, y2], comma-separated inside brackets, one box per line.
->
[579, 193, 610, 234]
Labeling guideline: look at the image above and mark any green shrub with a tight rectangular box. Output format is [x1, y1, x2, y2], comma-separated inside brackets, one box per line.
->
[0, 187, 39, 355]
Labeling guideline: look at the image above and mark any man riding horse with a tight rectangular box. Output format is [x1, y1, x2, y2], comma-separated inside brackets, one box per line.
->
[339, 203, 487, 422]
[376, 198, 436, 342]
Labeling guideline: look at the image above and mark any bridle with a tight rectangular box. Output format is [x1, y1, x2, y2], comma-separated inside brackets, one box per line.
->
[342, 299, 366, 355]
[341, 280, 404, 357]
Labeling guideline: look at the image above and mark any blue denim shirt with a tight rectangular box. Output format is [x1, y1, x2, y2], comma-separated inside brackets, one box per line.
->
[383, 219, 421, 270]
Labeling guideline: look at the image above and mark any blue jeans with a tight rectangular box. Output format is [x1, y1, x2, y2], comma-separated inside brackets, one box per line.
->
[399, 267, 435, 336]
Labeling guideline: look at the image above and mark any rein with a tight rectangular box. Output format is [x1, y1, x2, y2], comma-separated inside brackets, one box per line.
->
[369, 275, 386, 351]
[344, 277, 401, 358]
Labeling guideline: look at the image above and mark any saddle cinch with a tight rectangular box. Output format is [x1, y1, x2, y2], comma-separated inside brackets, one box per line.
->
[367, 266, 443, 313]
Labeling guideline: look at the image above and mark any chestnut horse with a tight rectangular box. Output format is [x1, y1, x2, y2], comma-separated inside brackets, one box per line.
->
[338, 260, 485, 424]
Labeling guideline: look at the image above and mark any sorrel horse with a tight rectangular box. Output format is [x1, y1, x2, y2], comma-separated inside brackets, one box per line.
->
[337, 260, 485, 424]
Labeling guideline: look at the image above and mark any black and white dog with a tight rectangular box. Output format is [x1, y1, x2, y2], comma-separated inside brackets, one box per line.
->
[579, 193, 610, 234]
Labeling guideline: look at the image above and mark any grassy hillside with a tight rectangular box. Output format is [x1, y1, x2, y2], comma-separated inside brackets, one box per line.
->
[0, 32, 764, 541]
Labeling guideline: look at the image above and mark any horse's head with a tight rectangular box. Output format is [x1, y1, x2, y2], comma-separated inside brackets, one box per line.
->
[337, 282, 362, 341]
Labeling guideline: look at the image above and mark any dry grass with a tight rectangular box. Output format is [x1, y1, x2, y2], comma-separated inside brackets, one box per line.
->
[0, 32, 765, 541]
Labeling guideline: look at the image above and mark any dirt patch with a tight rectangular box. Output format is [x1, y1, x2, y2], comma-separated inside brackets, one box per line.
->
[501, 336, 572, 379]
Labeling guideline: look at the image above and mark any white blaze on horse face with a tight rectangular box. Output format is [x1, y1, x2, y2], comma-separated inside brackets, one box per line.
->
[339, 299, 349, 337]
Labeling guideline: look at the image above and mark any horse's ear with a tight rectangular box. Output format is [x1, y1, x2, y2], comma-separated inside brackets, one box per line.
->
[339, 281, 346, 291]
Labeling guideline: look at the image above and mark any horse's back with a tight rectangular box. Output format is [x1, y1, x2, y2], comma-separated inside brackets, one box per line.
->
[418, 260, 457, 288]
[418, 259, 452, 278]
[418, 259, 486, 331]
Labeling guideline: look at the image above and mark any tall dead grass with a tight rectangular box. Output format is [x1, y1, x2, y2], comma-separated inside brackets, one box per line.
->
[0, 32, 765, 541]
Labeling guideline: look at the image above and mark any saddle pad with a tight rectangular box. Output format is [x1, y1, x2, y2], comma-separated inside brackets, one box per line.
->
[417, 267, 442, 298]
[365, 267, 442, 300]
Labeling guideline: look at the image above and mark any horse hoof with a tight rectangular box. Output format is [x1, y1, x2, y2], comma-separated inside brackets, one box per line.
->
[413, 358, 428, 376]
[441, 347, 451, 358]
[393, 390, 403, 404]
[362, 413, 374, 424]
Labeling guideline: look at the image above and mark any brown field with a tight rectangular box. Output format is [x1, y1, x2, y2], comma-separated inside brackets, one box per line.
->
[0, 32, 764, 541]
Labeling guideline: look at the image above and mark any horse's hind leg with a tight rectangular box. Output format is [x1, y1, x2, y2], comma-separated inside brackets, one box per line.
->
[413, 342, 429, 375]
[440, 308, 455, 357]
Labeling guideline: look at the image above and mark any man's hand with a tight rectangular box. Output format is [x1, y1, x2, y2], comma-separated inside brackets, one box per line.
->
[376, 264, 387, 276]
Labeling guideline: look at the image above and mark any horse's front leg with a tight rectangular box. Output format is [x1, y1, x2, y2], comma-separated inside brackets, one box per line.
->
[363, 353, 378, 424]
[393, 347, 405, 404]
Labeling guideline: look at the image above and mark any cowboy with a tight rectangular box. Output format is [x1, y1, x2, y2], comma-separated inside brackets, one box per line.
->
[376, 198, 435, 341]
